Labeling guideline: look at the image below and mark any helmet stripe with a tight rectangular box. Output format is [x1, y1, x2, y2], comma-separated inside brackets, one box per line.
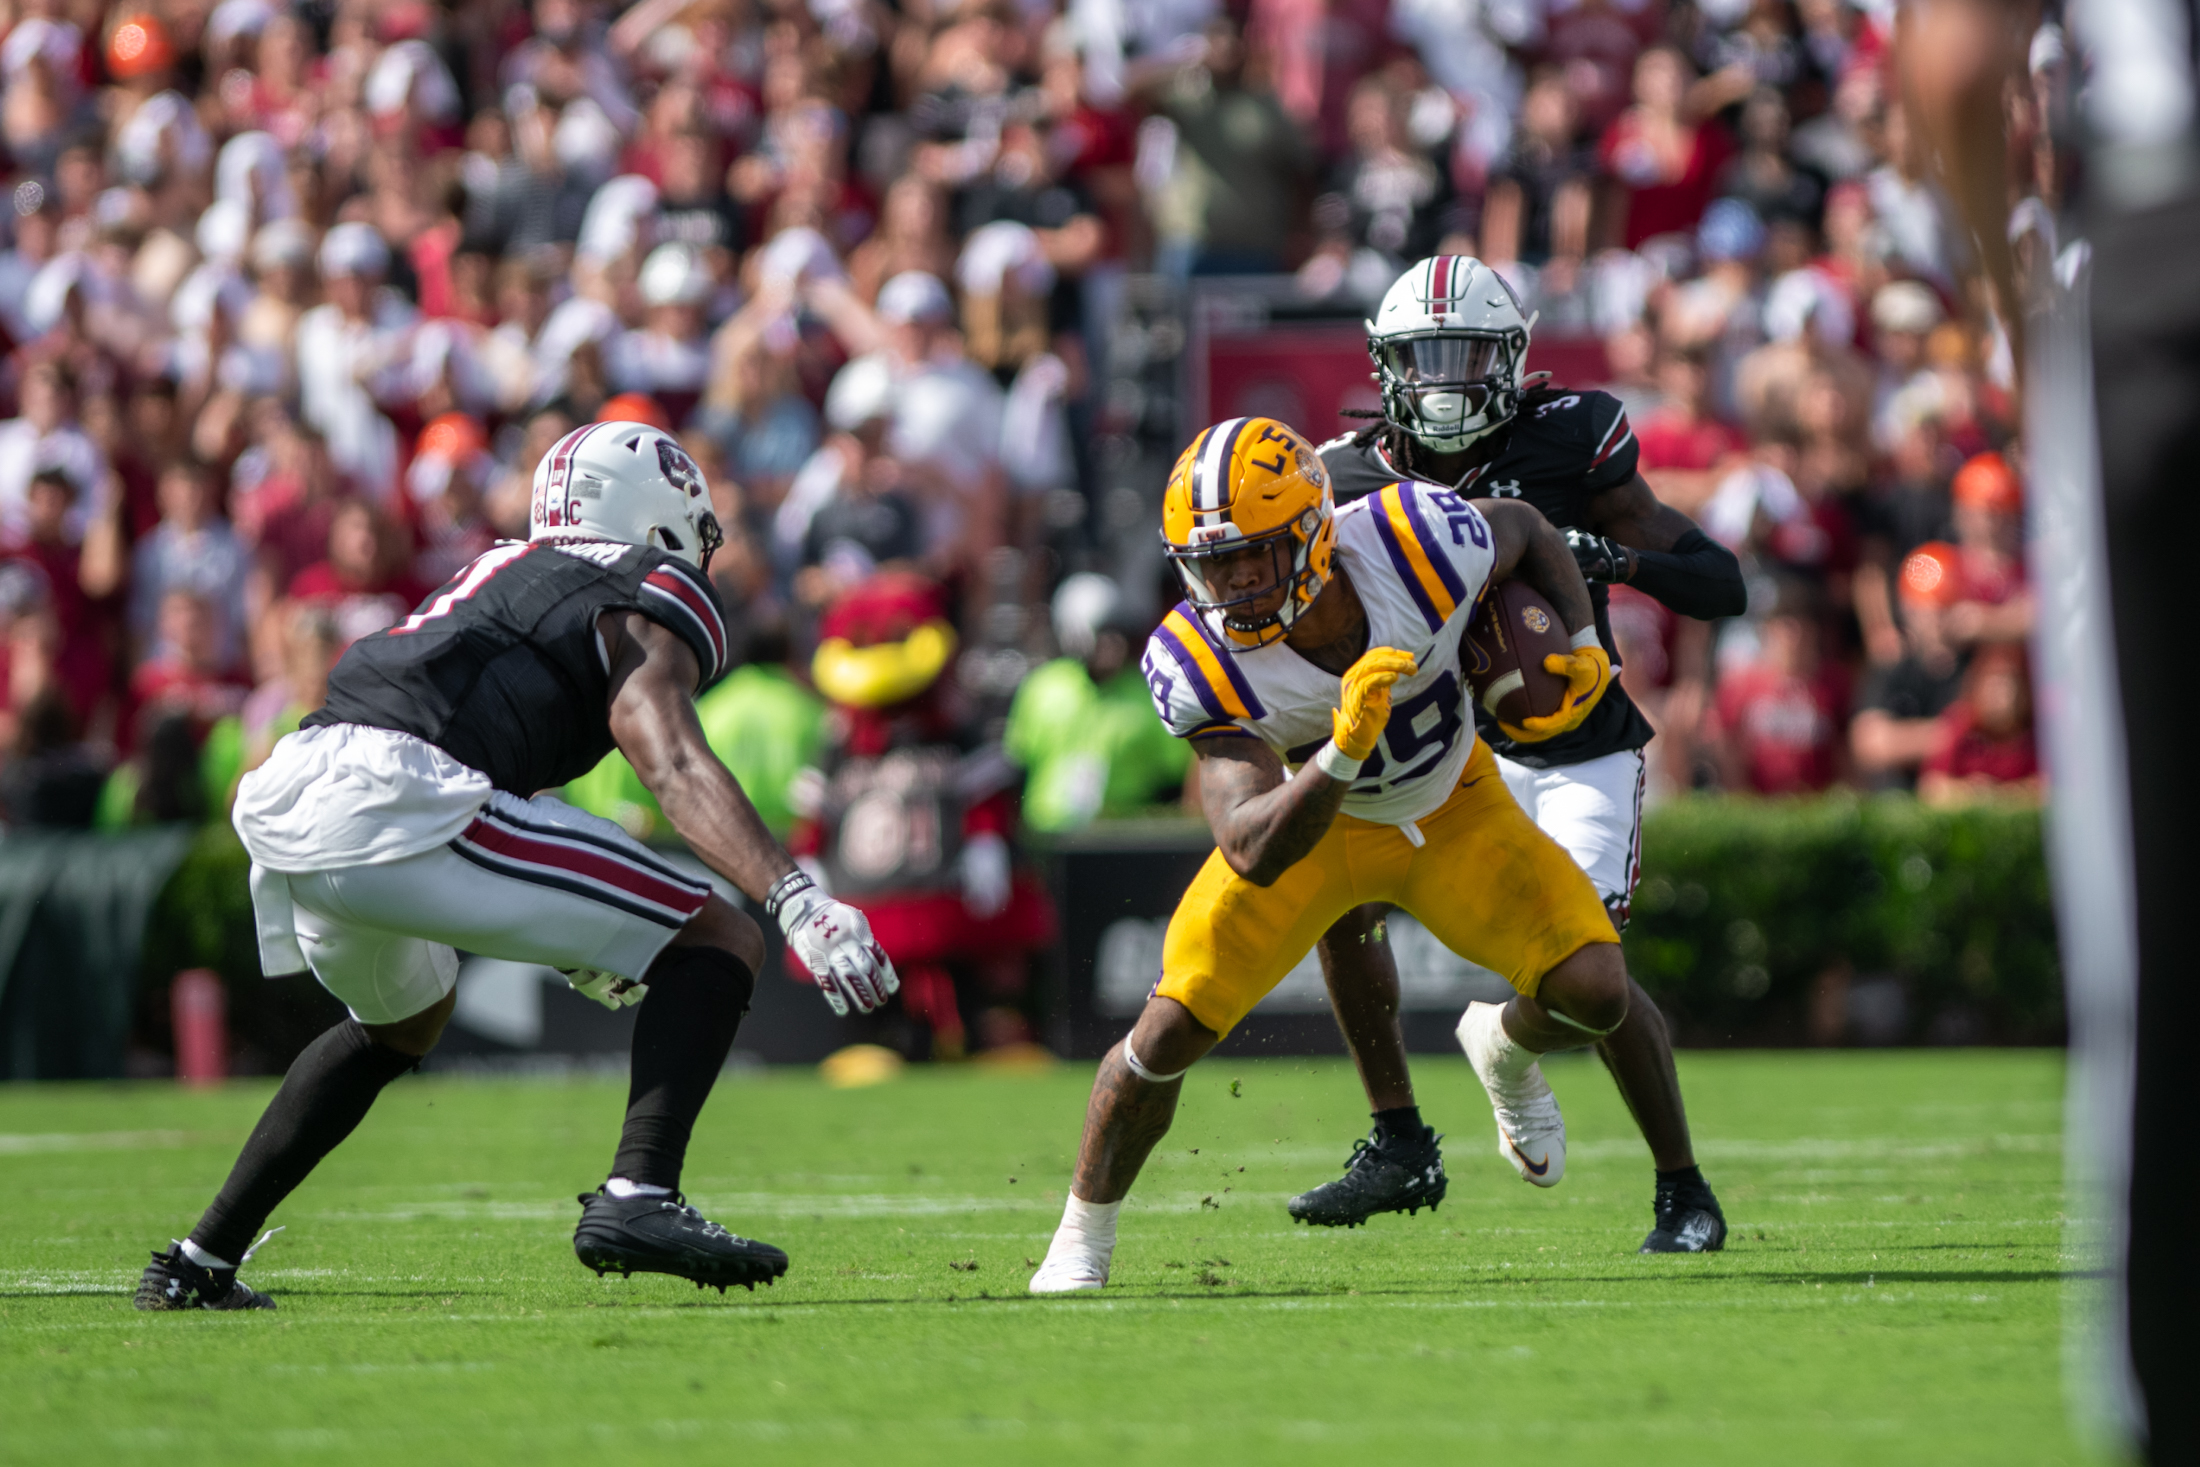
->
[1431, 254, 1451, 305]
[1196, 417, 1246, 512]
[1182, 425, 1217, 512]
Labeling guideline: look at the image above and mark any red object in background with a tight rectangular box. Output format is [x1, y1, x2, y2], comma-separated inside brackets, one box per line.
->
[1714, 662, 1849, 794]
[1195, 323, 1611, 443]
[172, 969, 228, 1086]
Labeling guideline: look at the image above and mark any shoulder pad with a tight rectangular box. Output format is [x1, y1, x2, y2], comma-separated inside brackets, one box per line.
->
[633, 552, 731, 687]
[1140, 602, 1266, 737]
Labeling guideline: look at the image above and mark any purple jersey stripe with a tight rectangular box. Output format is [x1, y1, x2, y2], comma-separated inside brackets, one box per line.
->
[1151, 621, 1228, 720]
[1395, 484, 1470, 607]
[1188, 718, 1255, 740]
[1170, 600, 1267, 719]
[1369, 504, 1446, 632]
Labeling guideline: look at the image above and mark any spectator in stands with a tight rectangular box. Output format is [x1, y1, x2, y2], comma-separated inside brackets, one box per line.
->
[0, 359, 107, 542]
[405, 414, 499, 590]
[697, 286, 821, 510]
[129, 460, 249, 673]
[1483, 70, 1594, 271]
[127, 588, 250, 749]
[1599, 45, 1734, 250]
[1918, 642, 2041, 806]
[3, 467, 109, 730]
[1635, 348, 1747, 489]
[1717, 87, 1826, 230]
[785, 367, 925, 611]
[1309, 76, 1457, 272]
[608, 242, 713, 425]
[239, 601, 342, 773]
[1943, 450, 2032, 646]
[847, 178, 959, 307]
[1715, 583, 1848, 793]
[294, 222, 414, 501]
[1851, 541, 1969, 790]
[1145, 17, 1315, 276]
[287, 500, 422, 648]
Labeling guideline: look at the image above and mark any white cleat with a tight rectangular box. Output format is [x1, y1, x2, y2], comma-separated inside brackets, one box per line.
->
[1457, 1000, 1567, 1188]
[1028, 1232, 1111, 1295]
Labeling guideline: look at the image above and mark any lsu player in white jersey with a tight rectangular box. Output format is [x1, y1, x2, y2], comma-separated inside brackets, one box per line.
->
[1031, 416, 1629, 1294]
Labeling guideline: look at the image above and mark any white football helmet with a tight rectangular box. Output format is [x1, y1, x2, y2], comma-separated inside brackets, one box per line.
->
[1368, 256, 1537, 454]
[530, 420, 723, 570]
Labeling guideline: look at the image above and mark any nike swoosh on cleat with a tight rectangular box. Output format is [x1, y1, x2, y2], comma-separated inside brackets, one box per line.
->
[1505, 1136, 1550, 1176]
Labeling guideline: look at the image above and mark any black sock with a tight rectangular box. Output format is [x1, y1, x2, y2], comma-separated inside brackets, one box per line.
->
[611, 947, 755, 1190]
[189, 1020, 419, 1264]
[1372, 1105, 1425, 1143]
[1656, 1164, 1708, 1194]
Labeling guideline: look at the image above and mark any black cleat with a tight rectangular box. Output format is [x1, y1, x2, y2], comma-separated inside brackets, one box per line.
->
[1288, 1125, 1447, 1228]
[1639, 1174, 1727, 1253]
[573, 1188, 789, 1292]
[135, 1244, 277, 1312]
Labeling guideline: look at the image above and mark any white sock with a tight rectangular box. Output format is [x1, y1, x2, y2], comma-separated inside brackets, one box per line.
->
[604, 1177, 674, 1199]
[1487, 1008, 1543, 1080]
[180, 1238, 234, 1271]
[1055, 1194, 1121, 1251]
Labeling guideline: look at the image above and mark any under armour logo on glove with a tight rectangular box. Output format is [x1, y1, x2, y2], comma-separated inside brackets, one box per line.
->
[767, 871, 899, 1016]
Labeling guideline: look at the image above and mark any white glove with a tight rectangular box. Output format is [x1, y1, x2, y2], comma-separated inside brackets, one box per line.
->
[767, 872, 898, 1016]
[960, 832, 1011, 919]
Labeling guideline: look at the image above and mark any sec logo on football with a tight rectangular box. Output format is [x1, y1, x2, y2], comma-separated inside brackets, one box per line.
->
[1522, 605, 1551, 634]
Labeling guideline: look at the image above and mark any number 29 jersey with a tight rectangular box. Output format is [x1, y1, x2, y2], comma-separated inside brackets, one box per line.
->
[1142, 479, 1497, 830]
[306, 539, 730, 795]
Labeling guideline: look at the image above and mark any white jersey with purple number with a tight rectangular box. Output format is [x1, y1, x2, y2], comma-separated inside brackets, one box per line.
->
[1142, 479, 1498, 830]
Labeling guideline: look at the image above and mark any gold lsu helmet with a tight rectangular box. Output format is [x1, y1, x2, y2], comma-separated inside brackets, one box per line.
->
[1162, 416, 1335, 647]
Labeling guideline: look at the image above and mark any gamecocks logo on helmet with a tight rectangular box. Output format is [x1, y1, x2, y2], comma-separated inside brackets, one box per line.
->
[657, 439, 704, 500]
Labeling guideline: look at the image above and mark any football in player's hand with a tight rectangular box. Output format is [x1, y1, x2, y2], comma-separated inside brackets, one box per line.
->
[1465, 581, 1574, 727]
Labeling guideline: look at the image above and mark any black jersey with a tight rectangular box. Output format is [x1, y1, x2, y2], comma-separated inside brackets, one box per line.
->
[306, 540, 731, 795]
[1319, 387, 1657, 768]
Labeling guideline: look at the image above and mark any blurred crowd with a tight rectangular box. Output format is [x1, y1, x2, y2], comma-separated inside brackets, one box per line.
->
[0, 0, 2034, 864]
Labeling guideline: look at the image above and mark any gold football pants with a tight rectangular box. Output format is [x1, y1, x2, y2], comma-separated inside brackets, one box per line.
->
[1156, 740, 1619, 1037]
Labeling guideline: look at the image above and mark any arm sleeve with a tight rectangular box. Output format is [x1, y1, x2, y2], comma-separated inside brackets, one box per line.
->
[1627, 527, 1746, 620]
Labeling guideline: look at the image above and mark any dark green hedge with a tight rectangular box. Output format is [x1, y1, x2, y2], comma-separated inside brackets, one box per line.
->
[1625, 796, 2060, 1045]
[133, 798, 2063, 1055]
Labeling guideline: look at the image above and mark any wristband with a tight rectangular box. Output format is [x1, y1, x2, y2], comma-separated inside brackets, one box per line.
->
[1311, 740, 1364, 782]
[1569, 625, 1602, 651]
[763, 869, 816, 923]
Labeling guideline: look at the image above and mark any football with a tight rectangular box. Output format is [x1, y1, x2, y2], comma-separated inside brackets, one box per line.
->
[1464, 580, 1574, 727]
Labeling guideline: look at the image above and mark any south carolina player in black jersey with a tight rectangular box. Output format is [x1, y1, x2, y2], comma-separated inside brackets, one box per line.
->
[1288, 256, 1746, 1252]
[135, 422, 898, 1313]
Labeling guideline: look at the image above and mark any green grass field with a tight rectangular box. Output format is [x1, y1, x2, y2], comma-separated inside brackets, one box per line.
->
[2, 1051, 2103, 1465]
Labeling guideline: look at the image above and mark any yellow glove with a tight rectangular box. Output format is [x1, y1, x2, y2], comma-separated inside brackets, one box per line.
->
[1500, 639, 1613, 743]
[1331, 648, 1419, 760]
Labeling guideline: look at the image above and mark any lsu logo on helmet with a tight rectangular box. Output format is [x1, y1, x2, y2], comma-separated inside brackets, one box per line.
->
[1161, 417, 1335, 648]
